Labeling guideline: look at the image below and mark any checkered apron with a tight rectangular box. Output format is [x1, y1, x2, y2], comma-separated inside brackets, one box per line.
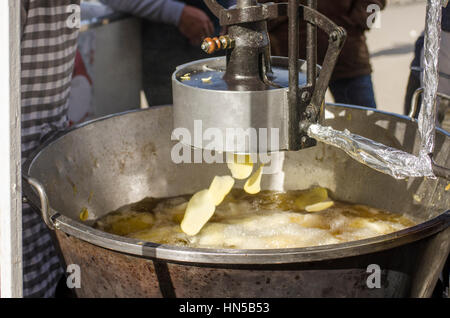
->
[21, 0, 80, 297]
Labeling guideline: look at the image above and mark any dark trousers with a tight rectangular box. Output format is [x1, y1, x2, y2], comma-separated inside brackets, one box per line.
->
[329, 74, 377, 109]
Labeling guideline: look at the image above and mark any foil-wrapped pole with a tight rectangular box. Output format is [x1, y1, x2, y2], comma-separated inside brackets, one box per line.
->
[418, 0, 442, 156]
[307, 124, 435, 179]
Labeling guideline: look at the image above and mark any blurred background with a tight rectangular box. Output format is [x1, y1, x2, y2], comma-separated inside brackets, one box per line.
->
[365, 0, 426, 114]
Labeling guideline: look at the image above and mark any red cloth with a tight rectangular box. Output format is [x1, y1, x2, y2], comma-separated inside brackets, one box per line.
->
[73, 49, 93, 85]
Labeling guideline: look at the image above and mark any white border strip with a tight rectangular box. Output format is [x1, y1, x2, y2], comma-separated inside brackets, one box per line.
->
[0, 0, 23, 298]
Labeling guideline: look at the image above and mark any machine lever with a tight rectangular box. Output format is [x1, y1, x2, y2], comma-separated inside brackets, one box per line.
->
[299, 5, 347, 123]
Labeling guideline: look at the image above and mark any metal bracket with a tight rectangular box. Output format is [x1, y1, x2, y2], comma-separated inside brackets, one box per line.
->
[289, 1, 346, 149]
[409, 87, 450, 118]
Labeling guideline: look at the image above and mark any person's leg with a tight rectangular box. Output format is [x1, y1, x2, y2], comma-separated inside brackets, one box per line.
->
[329, 75, 377, 109]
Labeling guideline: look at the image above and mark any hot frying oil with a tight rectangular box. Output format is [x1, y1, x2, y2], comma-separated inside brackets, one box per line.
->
[94, 188, 417, 249]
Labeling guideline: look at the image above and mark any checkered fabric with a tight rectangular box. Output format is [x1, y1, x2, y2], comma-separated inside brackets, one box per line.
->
[21, 0, 80, 297]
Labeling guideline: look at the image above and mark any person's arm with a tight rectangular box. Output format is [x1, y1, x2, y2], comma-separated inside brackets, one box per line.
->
[100, 0, 214, 45]
[100, 0, 185, 26]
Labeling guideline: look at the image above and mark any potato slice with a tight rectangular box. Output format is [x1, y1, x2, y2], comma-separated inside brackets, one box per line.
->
[244, 165, 263, 194]
[294, 187, 329, 210]
[227, 154, 253, 179]
[181, 190, 216, 236]
[79, 207, 89, 221]
[305, 200, 334, 212]
[209, 176, 235, 206]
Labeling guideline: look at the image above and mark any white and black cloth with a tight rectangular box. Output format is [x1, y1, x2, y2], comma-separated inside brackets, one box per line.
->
[21, 0, 80, 297]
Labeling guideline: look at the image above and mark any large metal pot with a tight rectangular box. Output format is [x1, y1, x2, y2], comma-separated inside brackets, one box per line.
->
[23, 104, 450, 298]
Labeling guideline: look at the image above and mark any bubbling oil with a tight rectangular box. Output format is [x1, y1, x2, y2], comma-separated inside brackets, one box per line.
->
[93, 189, 417, 249]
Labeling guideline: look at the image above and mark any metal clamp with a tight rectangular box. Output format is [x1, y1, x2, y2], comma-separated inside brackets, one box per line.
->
[22, 174, 55, 230]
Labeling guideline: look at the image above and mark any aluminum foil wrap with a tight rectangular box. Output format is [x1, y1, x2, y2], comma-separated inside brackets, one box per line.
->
[418, 0, 442, 156]
[305, 0, 444, 180]
[307, 124, 435, 180]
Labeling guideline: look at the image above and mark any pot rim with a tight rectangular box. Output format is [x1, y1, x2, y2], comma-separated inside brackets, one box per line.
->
[23, 104, 450, 265]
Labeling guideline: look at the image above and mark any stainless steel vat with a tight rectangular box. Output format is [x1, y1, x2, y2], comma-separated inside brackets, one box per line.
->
[23, 104, 450, 298]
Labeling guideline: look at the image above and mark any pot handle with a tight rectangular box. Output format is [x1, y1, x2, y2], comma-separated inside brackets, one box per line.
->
[409, 87, 450, 119]
[22, 174, 55, 230]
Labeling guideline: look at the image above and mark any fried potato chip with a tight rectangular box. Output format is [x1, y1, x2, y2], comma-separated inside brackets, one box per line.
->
[209, 176, 235, 206]
[294, 187, 329, 210]
[227, 154, 253, 179]
[305, 200, 335, 212]
[181, 190, 216, 236]
[244, 165, 263, 194]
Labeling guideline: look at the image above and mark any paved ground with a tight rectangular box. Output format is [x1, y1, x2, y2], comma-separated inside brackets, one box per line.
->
[368, 0, 427, 114]
[326, 0, 427, 115]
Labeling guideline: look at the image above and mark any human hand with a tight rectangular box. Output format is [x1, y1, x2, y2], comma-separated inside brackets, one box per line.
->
[178, 5, 214, 46]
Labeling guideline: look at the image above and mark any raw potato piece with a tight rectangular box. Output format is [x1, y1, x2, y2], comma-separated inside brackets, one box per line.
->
[227, 154, 253, 179]
[294, 187, 329, 210]
[209, 176, 235, 206]
[180, 73, 191, 81]
[244, 166, 263, 194]
[305, 200, 334, 212]
[79, 207, 89, 221]
[181, 190, 216, 236]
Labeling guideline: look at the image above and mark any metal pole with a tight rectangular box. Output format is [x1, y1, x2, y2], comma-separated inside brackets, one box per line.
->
[0, 0, 23, 298]
[288, 0, 300, 150]
[306, 0, 317, 87]
[418, 0, 442, 157]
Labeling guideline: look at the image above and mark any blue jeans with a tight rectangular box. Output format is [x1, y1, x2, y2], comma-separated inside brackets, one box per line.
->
[329, 75, 377, 109]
